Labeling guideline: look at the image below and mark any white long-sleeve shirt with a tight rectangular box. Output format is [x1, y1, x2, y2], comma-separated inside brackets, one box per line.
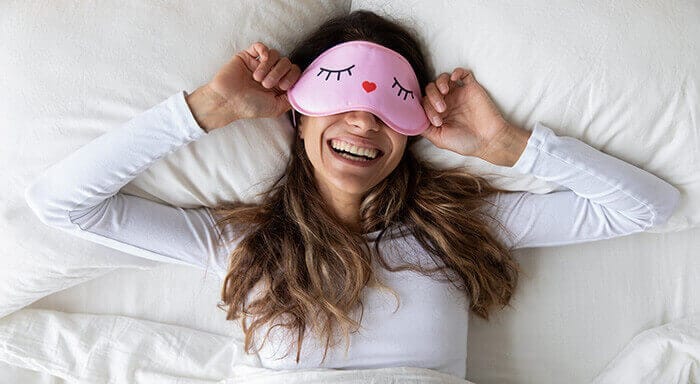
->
[24, 90, 681, 379]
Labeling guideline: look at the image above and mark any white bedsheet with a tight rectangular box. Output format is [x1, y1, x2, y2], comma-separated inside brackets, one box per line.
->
[8, 311, 698, 383]
[592, 313, 700, 384]
[0, 309, 472, 384]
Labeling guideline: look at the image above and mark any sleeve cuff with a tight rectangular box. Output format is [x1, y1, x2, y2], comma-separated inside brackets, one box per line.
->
[163, 90, 209, 139]
[510, 121, 552, 174]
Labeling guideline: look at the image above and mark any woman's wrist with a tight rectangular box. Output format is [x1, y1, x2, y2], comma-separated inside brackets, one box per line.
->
[185, 84, 239, 132]
[478, 123, 532, 167]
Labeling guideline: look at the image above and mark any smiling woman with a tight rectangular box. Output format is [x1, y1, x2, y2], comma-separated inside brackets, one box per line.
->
[210, 10, 523, 371]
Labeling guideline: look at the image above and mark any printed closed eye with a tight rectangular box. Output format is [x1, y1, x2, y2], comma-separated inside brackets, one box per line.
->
[317, 65, 356, 81]
[316, 65, 415, 101]
[392, 77, 414, 101]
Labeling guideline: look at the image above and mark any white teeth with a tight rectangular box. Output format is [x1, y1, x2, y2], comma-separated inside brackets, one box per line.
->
[338, 152, 370, 162]
[330, 139, 379, 159]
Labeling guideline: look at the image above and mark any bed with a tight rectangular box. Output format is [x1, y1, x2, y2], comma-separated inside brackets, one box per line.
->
[1, 0, 698, 383]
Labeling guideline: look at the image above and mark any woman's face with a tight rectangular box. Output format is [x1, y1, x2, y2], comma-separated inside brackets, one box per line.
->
[298, 110, 407, 196]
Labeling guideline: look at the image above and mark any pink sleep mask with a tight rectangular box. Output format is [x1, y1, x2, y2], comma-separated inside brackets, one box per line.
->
[287, 40, 430, 136]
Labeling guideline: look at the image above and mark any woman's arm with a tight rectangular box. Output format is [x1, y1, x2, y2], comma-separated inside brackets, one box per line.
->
[481, 122, 682, 250]
[24, 42, 300, 278]
[24, 90, 237, 277]
[419, 68, 680, 249]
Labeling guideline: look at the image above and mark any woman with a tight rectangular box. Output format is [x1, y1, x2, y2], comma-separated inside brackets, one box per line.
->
[25, 10, 680, 379]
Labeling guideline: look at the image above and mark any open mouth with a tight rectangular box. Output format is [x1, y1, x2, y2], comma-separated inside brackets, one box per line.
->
[326, 140, 385, 164]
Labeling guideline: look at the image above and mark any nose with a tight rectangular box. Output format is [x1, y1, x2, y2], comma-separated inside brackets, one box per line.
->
[345, 110, 381, 133]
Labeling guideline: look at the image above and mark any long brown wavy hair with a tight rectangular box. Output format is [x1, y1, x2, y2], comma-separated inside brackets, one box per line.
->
[210, 10, 520, 364]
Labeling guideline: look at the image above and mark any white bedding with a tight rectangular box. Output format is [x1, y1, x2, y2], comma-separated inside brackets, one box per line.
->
[2, 0, 699, 383]
[2, 309, 698, 383]
[592, 313, 700, 383]
[0, 309, 472, 383]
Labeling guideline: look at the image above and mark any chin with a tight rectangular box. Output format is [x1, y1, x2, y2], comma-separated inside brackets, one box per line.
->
[338, 183, 371, 195]
[330, 178, 374, 195]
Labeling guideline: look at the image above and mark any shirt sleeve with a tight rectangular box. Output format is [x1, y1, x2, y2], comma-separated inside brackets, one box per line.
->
[482, 122, 682, 250]
[24, 90, 236, 278]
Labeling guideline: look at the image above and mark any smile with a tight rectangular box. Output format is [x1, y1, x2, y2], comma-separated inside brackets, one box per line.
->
[327, 140, 384, 167]
[329, 139, 382, 159]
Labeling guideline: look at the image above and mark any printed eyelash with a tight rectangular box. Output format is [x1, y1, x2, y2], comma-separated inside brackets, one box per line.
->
[317, 65, 356, 81]
[392, 77, 414, 100]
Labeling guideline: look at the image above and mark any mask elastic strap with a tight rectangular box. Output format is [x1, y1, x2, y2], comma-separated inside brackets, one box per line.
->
[292, 108, 297, 128]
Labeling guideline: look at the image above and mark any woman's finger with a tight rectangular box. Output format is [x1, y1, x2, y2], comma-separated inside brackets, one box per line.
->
[235, 42, 269, 74]
[253, 48, 280, 82]
[450, 67, 466, 82]
[262, 57, 293, 89]
[451, 67, 473, 86]
[423, 97, 443, 126]
[244, 42, 268, 64]
[235, 50, 260, 73]
[278, 64, 301, 90]
[435, 72, 451, 94]
[425, 82, 446, 113]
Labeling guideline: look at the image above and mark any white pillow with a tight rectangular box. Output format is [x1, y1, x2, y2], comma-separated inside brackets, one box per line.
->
[1, 0, 350, 318]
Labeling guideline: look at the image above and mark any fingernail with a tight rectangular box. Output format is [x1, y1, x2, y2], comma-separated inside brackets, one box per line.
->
[279, 80, 290, 89]
[437, 101, 446, 112]
[432, 116, 442, 126]
[439, 85, 448, 94]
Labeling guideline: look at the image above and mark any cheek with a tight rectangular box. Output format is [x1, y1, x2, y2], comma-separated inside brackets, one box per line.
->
[307, 141, 320, 161]
[391, 153, 404, 170]
[384, 148, 404, 173]
[305, 138, 325, 168]
[392, 139, 407, 162]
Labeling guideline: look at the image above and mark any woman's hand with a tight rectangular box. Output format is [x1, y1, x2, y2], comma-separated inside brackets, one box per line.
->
[208, 42, 301, 121]
[420, 68, 512, 158]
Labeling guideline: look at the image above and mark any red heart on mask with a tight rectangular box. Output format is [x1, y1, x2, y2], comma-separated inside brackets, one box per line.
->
[362, 81, 377, 93]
